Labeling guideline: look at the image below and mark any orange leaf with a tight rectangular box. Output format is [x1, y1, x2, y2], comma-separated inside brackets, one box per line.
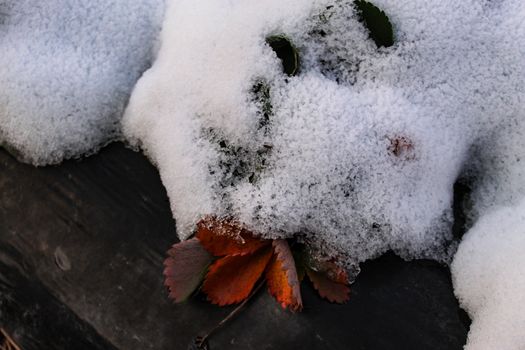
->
[163, 238, 213, 302]
[202, 246, 273, 305]
[196, 216, 270, 256]
[306, 268, 350, 303]
[266, 240, 303, 312]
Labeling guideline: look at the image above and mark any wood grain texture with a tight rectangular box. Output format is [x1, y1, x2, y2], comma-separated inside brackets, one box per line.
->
[0, 143, 469, 349]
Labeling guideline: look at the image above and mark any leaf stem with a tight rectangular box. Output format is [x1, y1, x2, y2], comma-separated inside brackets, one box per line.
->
[194, 279, 265, 349]
[0, 328, 21, 350]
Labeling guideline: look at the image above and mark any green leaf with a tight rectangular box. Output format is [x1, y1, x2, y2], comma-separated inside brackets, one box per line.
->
[266, 35, 299, 76]
[354, 0, 394, 48]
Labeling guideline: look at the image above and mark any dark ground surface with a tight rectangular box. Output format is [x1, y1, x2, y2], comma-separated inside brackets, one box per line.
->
[0, 143, 470, 350]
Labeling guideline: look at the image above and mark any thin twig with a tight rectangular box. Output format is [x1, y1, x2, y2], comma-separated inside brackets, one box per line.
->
[0, 328, 21, 350]
[194, 280, 265, 349]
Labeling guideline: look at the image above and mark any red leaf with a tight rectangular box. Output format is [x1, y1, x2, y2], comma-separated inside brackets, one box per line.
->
[163, 238, 213, 302]
[266, 240, 303, 311]
[196, 217, 270, 257]
[306, 265, 350, 304]
[202, 246, 273, 306]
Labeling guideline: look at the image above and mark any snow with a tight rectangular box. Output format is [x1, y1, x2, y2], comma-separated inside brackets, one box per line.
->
[0, 0, 165, 165]
[2, 0, 525, 347]
[452, 201, 525, 350]
[123, 0, 525, 268]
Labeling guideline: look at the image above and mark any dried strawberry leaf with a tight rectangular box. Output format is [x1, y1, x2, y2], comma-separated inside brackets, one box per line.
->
[163, 238, 213, 302]
[309, 259, 350, 284]
[202, 246, 273, 306]
[306, 268, 350, 304]
[266, 239, 303, 311]
[196, 217, 270, 257]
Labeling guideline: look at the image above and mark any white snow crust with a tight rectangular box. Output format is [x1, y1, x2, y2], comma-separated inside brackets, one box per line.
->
[123, 0, 525, 266]
[0, 0, 165, 165]
[452, 201, 525, 350]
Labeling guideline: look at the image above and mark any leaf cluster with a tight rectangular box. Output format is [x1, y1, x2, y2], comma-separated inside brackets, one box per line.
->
[164, 217, 350, 310]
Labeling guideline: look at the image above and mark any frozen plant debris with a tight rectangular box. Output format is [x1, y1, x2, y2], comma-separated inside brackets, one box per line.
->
[0, 0, 165, 165]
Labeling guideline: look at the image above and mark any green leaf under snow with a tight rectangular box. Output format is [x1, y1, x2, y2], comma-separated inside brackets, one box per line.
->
[266, 35, 299, 76]
[354, 0, 394, 48]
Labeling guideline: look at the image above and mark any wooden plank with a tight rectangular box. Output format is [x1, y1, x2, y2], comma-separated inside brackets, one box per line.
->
[0, 242, 117, 350]
[0, 144, 469, 349]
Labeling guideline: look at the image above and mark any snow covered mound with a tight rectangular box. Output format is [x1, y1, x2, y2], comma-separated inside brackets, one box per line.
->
[452, 201, 525, 350]
[0, 0, 165, 165]
[123, 0, 525, 268]
[1, 0, 524, 347]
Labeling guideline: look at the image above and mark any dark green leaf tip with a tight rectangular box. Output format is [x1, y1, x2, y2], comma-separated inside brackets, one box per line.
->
[354, 0, 394, 48]
[266, 35, 299, 76]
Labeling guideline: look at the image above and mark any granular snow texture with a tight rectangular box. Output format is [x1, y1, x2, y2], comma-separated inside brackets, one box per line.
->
[123, 0, 525, 268]
[0, 0, 165, 165]
[452, 201, 525, 350]
[2, 0, 525, 347]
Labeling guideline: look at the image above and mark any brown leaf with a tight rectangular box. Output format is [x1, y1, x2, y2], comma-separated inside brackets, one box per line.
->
[266, 239, 303, 311]
[196, 217, 270, 257]
[310, 260, 350, 284]
[306, 267, 350, 304]
[163, 238, 214, 302]
[202, 246, 273, 306]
